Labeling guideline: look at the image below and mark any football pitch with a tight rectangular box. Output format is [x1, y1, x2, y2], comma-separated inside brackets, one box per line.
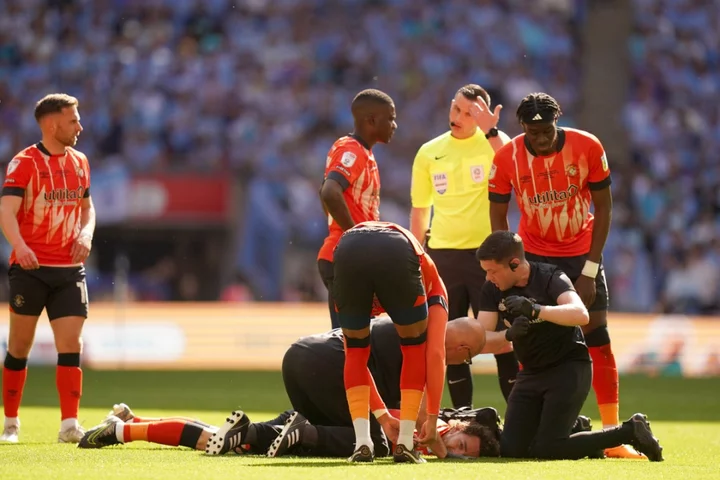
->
[1, 369, 719, 480]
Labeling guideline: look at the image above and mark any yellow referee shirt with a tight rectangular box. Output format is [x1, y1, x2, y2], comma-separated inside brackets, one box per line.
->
[411, 129, 495, 250]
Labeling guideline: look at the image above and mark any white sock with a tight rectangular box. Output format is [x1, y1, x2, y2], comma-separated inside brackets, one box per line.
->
[61, 418, 78, 431]
[4, 417, 19, 428]
[115, 423, 125, 443]
[352, 418, 373, 450]
[398, 420, 415, 449]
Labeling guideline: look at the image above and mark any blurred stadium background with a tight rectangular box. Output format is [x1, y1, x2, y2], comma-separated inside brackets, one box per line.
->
[0, 0, 719, 381]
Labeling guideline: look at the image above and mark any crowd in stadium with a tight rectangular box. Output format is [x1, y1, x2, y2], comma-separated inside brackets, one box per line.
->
[0, 0, 717, 314]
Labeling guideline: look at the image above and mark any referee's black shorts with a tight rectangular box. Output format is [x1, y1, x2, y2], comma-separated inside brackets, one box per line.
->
[524, 252, 609, 312]
[425, 247, 486, 320]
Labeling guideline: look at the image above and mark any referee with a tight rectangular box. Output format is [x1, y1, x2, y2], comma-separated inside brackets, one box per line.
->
[410, 84, 516, 408]
[474, 231, 663, 461]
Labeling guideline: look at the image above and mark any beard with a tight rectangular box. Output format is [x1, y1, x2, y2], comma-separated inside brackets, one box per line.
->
[57, 133, 78, 147]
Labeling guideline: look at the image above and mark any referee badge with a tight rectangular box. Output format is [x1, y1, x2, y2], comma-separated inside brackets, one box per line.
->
[433, 173, 448, 194]
[470, 165, 485, 183]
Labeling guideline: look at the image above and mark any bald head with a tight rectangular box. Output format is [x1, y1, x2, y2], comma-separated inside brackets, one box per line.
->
[445, 317, 487, 365]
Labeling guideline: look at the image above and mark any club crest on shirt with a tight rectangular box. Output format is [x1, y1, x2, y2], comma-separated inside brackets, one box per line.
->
[470, 165, 484, 183]
[601, 152, 609, 171]
[566, 164, 578, 177]
[340, 151, 357, 167]
[76, 168, 85, 178]
[433, 173, 448, 194]
[489, 164, 497, 180]
[7, 159, 19, 176]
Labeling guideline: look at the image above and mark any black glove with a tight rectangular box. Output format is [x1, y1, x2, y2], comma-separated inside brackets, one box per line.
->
[504, 295, 541, 320]
[504, 316, 530, 341]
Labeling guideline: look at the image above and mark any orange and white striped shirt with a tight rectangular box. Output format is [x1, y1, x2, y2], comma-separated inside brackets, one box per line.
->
[2, 142, 91, 266]
[317, 135, 380, 262]
[489, 128, 611, 257]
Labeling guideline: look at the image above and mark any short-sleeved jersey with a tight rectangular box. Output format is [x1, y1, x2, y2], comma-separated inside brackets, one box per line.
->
[318, 135, 381, 262]
[488, 128, 611, 256]
[411, 129, 495, 249]
[350, 220, 449, 310]
[478, 261, 590, 371]
[2, 143, 91, 266]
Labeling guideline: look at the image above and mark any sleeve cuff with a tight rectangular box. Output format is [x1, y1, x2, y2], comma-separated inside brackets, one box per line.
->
[1, 186, 25, 197]
[427, 295, 448, 312]
[489, 192, 511, 203]
[326, 171, 351, 190]
[588, 175, 612, 191]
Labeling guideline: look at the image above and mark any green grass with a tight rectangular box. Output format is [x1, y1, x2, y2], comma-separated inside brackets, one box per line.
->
[1, 369, 719, 479]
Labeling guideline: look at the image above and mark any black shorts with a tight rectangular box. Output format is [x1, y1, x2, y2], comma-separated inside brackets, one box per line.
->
[501, 360, 592, 458]
[426, 247, 487, 319]
[524, 253, 608, 312]
[8, 265, 89, 320]
[333, 226, 426, 330]
[281, 342, 389, 456]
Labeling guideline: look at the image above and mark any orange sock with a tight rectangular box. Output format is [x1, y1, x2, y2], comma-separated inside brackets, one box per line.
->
[589, 344, 620, 427]
[122, 420, 202, 448]
[344, 345, 371, 422]
[399, 343, 426, 421]
[56, 366, 82, 420]
[2, 365, 27, 418]
[131, 416, 210, 428]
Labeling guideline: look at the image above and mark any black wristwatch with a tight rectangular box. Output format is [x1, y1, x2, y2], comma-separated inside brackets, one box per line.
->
[485, 127, 499, 139]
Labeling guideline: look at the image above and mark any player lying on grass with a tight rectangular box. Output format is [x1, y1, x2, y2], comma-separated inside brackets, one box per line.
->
[77, 402, 500, 459]
[79, 316, 499, 459]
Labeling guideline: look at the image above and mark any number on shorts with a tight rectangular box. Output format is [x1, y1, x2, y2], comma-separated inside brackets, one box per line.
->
[76, 281, 88, 305]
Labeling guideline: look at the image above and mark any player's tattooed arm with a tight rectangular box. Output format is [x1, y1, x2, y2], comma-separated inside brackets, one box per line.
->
[319, 178, 355, 231]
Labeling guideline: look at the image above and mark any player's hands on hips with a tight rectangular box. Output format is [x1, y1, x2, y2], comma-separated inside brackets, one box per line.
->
[70, 233, 92, 264]
[14, 242, 39, 270]
[469, 95, 503, 134]
[503, 316, 530, 341]
[574, 275, 596, 307]
[504, 295, 540, 319]
[378, 413, 400, 446]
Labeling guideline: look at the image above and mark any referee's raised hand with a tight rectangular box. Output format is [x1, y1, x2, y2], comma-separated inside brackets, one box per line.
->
[469, 95, 503, 135]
